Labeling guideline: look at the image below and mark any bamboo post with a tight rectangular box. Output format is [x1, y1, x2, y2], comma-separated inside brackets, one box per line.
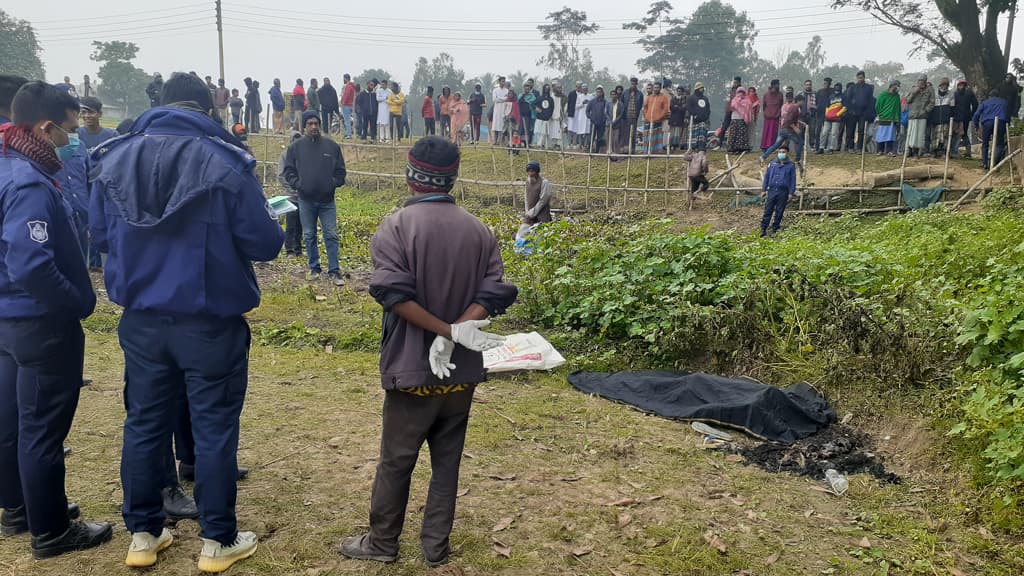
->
[942, 118, 954, 186]
[688, 115, 694, 151]
[992, 117, 1000, 172]
[605, 155, 611, 208]
[664, 150, 671, 208]
[898, 138, 910, 206]
[953, 148, 1021, 207]
[644, 129, 651, 206]
[585, 131, 594, 210]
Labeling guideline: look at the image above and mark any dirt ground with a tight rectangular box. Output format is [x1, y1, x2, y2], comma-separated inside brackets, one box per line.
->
[1, 257, 1021, 576]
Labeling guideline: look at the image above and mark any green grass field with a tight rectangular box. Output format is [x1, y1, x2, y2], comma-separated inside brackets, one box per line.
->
[1, 135, 1021, 576]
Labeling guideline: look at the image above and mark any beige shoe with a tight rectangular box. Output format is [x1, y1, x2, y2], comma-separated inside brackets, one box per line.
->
[125, 528, 173, 568]
[197, 531, 258, 573]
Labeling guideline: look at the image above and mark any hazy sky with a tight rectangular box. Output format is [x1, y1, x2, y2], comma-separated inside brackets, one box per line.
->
[21, 0, 1024, 94]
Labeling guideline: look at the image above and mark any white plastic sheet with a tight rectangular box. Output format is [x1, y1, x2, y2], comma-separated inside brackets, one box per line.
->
[484, 332, 565, 373]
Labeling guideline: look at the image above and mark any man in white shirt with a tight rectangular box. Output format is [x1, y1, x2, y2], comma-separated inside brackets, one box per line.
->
[376, 83, 392, 142]
[491, 76, 509, 144]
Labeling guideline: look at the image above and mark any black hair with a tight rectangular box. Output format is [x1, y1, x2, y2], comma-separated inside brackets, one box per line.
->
[409, 136, 460, 171]
[823, 77, 832, 83]
[296, 78, 303, 85]
[11, 81, 80, 125]
[442, 86, 451, 95]
[427, 86, 434, 95]
[391, 81, 400, 92]
[856, 70, 865, 77]
[116, 118, 135, 134]
[160, 72, 214, 111]
[80, 96, 103, 113]
[770, 79, 779, 86]
[310, 78, 318, 87]
[0, 74, 29, 112]
[344, 73, 351, 80]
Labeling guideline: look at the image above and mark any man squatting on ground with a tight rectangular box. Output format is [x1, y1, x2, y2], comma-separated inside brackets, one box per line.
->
[339, 136, 518, 568]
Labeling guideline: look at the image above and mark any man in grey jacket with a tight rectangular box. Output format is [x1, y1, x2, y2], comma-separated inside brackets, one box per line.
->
[282, 111, 346, 284]
[340, 137, 518, 569]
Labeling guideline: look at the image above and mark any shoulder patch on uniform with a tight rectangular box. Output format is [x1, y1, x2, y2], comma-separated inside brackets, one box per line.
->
[27, 221, 48, 243]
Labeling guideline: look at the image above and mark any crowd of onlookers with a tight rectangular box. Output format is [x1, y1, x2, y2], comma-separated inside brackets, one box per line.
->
[140, 70, 1023, 169]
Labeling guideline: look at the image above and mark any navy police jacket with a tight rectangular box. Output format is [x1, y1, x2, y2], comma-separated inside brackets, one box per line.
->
[762, 159, 797, 196]
[89, 106, 284, 318]
[0, 147, 95, 319]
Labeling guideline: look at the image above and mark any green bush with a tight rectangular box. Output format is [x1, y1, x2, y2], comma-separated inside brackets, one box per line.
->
[505, 202, 1024, 512]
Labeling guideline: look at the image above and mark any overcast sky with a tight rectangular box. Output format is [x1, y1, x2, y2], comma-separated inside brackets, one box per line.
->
[22, 0, 1024, 94]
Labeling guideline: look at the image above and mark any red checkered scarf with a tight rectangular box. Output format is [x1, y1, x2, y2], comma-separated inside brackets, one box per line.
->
[0, 123, 63, 174]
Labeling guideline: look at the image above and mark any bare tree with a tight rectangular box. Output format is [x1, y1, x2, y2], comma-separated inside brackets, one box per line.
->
[537, 7, 599, 84]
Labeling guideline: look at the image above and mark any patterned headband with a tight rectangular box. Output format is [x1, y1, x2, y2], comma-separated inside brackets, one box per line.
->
[406, 155, 460, 194]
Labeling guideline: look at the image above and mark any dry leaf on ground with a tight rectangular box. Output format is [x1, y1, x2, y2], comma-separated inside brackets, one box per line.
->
[492, 516, 514, 532]
[765, 552, 780, 566]
[492, 538, 511, 558]
[703, 531, 728, 554]
[604, 497, 637, 507]
[488, 473, 517, 481]
[857, 537, 872, 549]
[617, 512, 633, 528]
[571, 545, 593, 557]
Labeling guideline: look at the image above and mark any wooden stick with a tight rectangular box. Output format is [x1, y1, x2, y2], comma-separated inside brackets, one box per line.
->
[688, 115, 694, 151]
[942, 118, 954, 186]
[898, 137, 910, 206]
[605, 154, 611, 208]
[953, 148, 1021, 207]
[796, 205, 912, 215]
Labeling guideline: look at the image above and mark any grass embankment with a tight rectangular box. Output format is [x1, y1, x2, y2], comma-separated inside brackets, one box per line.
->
[1, 143, 1021, 576]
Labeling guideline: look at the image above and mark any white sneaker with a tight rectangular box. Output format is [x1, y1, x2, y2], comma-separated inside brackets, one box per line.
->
[125, 528, 173, 567]
[197, 531, 258, 573]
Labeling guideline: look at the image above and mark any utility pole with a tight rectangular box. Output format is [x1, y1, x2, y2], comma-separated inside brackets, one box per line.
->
[216, 0, 225, 82]
[1006, 0, 1017, 73]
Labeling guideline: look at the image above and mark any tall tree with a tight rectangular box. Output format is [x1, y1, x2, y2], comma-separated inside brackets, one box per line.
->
[353, 69, 391, 87]
[0, 9, 44, 79]
[830, 0, 1014, 96]
[537, 7, 599, 84]
[802, 35, 827, 76]
[625, 0, 758, 118]
[91, 41, 150, 117]
[407, 53, 466, 135]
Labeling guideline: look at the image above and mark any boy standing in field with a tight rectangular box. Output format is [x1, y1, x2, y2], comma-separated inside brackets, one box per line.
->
[340, 136, 517, 569]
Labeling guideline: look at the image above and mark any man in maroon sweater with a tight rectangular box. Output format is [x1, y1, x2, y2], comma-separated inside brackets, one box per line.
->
[340, 137, 518, 569]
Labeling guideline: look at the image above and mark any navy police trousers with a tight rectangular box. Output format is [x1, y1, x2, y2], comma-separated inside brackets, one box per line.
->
[0, 317, 83, 537]
[118, 310, 249, 544]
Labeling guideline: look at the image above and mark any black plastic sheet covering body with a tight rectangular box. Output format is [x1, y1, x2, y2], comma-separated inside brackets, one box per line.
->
[568, 371, 836, 444]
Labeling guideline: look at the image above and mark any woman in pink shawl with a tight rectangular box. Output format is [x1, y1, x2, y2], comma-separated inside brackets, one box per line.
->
[726, 87, 753, 153]
[449, 92, 470, 146]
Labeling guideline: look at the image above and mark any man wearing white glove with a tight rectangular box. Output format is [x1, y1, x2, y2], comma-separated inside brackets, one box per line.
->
[340, 137, 517, 569]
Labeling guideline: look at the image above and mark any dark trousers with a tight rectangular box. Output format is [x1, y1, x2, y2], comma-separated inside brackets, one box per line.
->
[590, 122, 606, 152]
[627, 118, 640, 152]
[440, 115, 451, 138]
[0, 317, 83, 537]
[360, 115, 376, 140]
[844, 116, 867, 150]
[424, 118, 436, 136]
[284, 209, 303, 256]
[954, 120, 972, 157]
[471, 114, 482, 141]
[809, 116, 823, 149]
[761, 189, 791, 234]
[245, 107, 260, 134]
[322, 110, 336, 135]
[980, 121, 1008, 168]
[162, 389, 195, 489]
[119, 310, 249, 543]
[367, 388, 474, 563]
[390, 114, 403, 141]
[690, 175, 709, 193]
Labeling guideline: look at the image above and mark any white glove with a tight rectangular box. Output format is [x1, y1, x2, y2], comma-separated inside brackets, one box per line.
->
[450, 319, 506, 352]
[429, 336, 456, 379]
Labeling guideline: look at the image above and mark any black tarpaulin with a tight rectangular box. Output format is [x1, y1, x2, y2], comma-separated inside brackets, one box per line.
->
[567, 371, 835, 444]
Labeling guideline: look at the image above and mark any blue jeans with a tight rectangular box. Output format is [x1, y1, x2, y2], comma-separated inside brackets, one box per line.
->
[761, 129, 803, 162]
[298, 199, 340, 274]
[119, 311, 249, 543]
[0, 317, 83, 537]
[342, 106, 353, 138]
[761, 189, 792, 234]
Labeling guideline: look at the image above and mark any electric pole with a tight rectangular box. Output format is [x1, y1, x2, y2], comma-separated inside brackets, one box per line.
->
[1006, 1, 1017, 73]
[216, 0, 225, 82]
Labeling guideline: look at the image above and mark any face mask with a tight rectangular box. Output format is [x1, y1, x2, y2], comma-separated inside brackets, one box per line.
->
[777, 153, 787, 161]
[48, 124, 79, 162]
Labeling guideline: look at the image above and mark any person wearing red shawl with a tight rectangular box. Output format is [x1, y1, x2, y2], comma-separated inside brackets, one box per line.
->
[760, 80, 783, 151]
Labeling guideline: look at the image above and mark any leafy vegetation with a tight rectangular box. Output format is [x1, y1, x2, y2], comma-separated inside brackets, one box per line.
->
[504, 197, 1024, 528]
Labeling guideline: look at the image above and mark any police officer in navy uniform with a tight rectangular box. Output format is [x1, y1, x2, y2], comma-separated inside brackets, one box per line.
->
[760, 142, 798, 237]
[89, 72, 284, 572]
[0, 81, 114, 558]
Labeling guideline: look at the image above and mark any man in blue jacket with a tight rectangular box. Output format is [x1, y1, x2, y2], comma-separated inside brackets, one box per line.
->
[844, 71, 874, 152]
[760, 143, 798, 237]
[269, 78, 286, 134]
[89, 72, 284, 572]
[972, 89, 1010, 169]
[0, 81, 114, 559]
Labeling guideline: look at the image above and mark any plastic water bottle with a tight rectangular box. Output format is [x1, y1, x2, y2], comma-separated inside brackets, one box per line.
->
[825, 469, 849, 495]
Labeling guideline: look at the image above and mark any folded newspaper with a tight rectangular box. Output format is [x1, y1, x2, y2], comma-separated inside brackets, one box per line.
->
[268, 195, 298, 217]
[484, 332, 566, 373]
